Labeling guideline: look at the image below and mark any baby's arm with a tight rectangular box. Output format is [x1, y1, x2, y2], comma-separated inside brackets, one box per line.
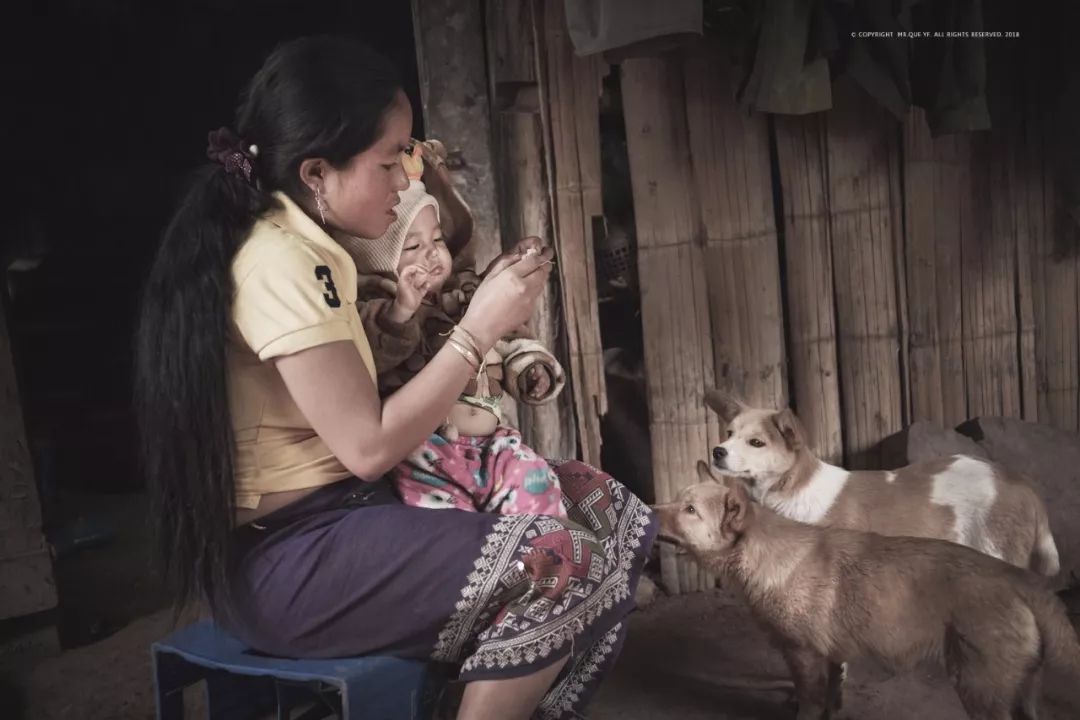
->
[356, 261, 437, 375]
[496, 336, 565, 404]
[357, 299, 423, 375]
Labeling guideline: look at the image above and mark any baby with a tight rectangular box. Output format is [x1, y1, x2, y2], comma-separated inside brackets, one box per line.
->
[339, 141, 568, 517]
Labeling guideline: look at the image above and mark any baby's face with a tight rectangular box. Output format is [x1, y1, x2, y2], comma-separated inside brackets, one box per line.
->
[397, 205, 452, 288]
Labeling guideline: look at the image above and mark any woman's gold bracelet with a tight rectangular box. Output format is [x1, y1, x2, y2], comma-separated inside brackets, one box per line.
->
[446, 337, 481, 371]
[452, 325, 482, 352]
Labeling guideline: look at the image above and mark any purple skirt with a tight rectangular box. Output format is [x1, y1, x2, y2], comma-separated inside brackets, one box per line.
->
[217, 460, 657, 720]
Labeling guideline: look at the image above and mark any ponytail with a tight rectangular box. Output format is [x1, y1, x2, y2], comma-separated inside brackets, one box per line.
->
[134, 35, 401, 609]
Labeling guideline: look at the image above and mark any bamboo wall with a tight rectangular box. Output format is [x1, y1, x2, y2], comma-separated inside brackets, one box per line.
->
[476, 2, 1079, 594]
[621, 51, 1079, 592]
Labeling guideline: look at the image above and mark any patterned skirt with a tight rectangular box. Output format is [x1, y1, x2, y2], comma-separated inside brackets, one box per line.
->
[218, 460, 657, 720]
[393, 428, 566, 516]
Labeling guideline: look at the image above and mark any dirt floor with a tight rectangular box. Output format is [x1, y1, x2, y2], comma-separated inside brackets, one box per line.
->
[5, 491, 1078, 719]
[591, 590, 1077, 720]
[8, 586, 1080, 720]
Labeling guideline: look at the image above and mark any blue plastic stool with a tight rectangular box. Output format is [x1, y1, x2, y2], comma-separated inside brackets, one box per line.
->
[152, 620, 450, 719]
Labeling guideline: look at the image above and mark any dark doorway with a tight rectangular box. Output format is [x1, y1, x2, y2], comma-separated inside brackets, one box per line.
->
[2, 0, 421, 646]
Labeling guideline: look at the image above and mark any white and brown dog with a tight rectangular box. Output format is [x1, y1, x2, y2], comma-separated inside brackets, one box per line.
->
[704, 390, 1059, 576]
[654, 464, 1080, 720]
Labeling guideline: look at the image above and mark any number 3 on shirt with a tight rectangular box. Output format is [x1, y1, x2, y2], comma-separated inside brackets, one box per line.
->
[314, 265, 341, 308]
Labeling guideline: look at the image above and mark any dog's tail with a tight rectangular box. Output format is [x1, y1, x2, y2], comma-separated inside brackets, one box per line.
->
[1031, 591, 1080, 681]
[1030, 501, 1060, 577]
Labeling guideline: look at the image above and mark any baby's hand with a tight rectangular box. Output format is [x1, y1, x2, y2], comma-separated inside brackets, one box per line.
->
[525, 364, 552, 400]
[439, 419, 460, 442]
[389, 265, 429, 323]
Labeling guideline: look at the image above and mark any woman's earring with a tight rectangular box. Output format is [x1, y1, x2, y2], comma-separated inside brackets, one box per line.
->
[314, 186, 328, 225]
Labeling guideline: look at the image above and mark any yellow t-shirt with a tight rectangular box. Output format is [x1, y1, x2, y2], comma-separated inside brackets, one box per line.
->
[228, 191, 377, 509]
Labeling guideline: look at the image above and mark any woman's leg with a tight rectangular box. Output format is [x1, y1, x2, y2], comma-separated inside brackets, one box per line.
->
[221, 467, 655, 720]
[457, 655, 570, 720]
[447, 460, 656, 719]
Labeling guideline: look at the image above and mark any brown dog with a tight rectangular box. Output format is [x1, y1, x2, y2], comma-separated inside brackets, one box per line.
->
[654, 462, 1080, 720]
[704, 390, 1059, 577]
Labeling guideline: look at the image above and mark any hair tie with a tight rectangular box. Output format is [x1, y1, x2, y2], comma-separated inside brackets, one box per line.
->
[206, 127, 257, 184]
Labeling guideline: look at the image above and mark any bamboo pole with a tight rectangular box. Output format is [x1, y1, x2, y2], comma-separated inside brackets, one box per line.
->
[485, 0, 577, 458]
[536, 0, 607, 465]
[1025, 113, 1080, 431]
[963, 131, 1023, 419]
[825, 83, 905, 469]
[683, 46, 787, 414]
[902, 109, 969, 427]
[622, 55, 716, 593]
[773, 113, 844, 463]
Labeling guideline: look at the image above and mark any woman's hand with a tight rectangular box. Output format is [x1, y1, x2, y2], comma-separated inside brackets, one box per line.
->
[460, 240, 553, 351]
[480, 236, 546, 278]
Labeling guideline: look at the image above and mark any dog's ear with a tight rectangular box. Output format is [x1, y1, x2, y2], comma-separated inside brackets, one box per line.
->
[722, 481, 752, 535]
[696, 460, 721, 484]
[721, 475, 754, 494]
[704, 389, 746, 424]
[771, 408, 806, 450]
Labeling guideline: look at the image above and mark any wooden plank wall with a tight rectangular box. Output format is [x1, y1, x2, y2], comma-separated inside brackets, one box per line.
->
[901, 104, 1076, 432]
[626, 62, 1076, 588]
[1023, 116, 1080, 431]
[1030, 145, 1080, 432]
[410, 0, 503, 268]
[902, 110, 969, 428]
[502, 26, 1080, 590]
[621, 55, 718, 594]
[774, 82, 908, 470]
[683, 46, 787, 412]
[823, 84, 906, 469]
[1013, 125, 1040, 423]
[774, 86, 1078, 471]
[964, 130, 1023, 419]
[773, 113, 844, 463]
[536, 0, 608, 465]
[485, 0, 577, 459]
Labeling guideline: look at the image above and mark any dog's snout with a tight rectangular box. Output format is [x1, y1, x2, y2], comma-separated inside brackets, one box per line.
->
[713, 446, 727, 461]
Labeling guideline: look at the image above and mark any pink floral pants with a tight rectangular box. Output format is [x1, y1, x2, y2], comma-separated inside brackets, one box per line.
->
[391, 427, 567, 517]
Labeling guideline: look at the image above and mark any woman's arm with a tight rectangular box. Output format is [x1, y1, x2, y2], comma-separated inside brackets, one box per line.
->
[275, 246, 553, 480]
[274, 337, 475, 480]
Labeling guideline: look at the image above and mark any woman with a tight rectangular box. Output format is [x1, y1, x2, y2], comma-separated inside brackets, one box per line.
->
[135, 35, 655, 720]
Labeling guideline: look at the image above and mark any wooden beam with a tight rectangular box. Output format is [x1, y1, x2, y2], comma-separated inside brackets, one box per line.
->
[485, 0, 577, 459]
[622, 54, 716, 594]
[537, 0, 607, 465]
[411, 0, 502, 268]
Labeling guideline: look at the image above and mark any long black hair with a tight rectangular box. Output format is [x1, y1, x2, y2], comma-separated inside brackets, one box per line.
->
[134, 36, 400, 610]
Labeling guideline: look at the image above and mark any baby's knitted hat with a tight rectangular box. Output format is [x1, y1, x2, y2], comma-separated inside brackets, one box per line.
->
[340, 179, 440, 277]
